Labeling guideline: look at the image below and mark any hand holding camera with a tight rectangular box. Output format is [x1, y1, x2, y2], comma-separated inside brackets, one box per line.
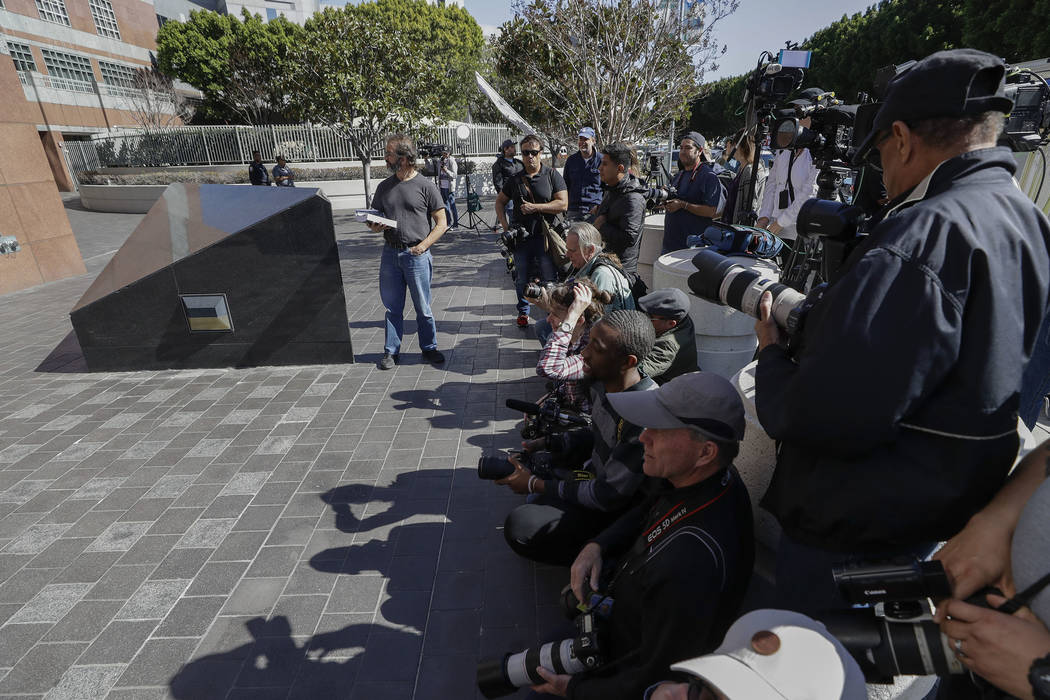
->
[494, 453, 539, 495]
[571, 542, 603, 605]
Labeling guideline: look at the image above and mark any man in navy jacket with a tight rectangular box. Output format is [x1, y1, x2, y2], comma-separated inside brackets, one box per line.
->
[753, 49, 1050, 614]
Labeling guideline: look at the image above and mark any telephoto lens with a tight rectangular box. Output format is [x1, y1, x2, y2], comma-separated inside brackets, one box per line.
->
[476, 454, 515, 480]
[688, 248, 807, 333]
[477, 614, 603, 698]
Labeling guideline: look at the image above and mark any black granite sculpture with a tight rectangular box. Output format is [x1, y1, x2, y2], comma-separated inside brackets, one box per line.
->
[70, 184, 353, 371]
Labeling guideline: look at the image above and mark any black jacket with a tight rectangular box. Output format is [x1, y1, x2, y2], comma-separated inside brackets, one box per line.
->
[756, 147, 1050, 551]
[491, 156, 523, 194]
[566, 467, 754, 700]
[595, 173, 647, 275]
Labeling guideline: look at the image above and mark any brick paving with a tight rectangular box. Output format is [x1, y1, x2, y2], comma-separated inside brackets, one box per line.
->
[0, 195, 561, 699]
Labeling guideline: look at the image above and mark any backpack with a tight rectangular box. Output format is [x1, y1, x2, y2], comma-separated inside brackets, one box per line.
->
[590, 255, 648, 303]
[694, 222, 784, 259]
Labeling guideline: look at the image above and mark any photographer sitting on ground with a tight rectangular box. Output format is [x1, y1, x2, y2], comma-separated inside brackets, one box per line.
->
[636, 289, 699, 385]
[932, 437, 1050, 700]
[532, 222, 636, 344]
[536, 280, 613, 414]
[497, 310, 657, 566]
[529, 372, 754, 700]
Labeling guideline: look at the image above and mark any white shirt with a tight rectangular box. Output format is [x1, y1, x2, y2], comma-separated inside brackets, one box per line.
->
[438, 156, 457, 191]
[758, 148, 819, 240]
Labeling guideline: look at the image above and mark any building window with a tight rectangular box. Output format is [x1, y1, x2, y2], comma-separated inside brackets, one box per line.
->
[265, 7, 276, 20]
[99, 60, 136, 88]
[41, 48, 94, 89]
[35, 0, 71, 26]
[89, 0, 121, 39]
[8, 42, 37, 73]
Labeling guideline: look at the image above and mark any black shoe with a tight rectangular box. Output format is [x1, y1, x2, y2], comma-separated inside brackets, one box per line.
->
[422, 348, 445, 365]
[379, 353, 398, 370]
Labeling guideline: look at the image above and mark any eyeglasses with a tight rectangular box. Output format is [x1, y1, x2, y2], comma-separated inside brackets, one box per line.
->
[522, 149, 541, 156]
[862, 130, 892, 172]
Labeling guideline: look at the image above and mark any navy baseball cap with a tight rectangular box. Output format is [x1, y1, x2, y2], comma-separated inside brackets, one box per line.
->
[854, 48, 1013, 165]
[578, 127, 596, 139]
[500, 139, 515, 151]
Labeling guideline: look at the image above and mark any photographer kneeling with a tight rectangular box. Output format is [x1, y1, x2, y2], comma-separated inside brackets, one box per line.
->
[498, 310, 657, 566]
[529, 372, 754, 699]
[932, 438, 1050, 700]
[637, 288, 699, 385]
[533, 222, 636, 344]
[536, 280, 613, 414]
[752, 49, 1050, 616]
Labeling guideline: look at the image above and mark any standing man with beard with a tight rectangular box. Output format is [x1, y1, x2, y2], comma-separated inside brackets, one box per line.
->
[662, 132, 722, 254]
[563, 127, 603, 222]
[368, 134, 449, 371]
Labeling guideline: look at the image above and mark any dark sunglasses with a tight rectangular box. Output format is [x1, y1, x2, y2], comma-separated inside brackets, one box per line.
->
[522, 149, 541, 156]
[862, 129, 893, 172]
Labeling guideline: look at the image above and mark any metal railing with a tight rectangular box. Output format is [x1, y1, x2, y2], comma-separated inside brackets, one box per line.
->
[17, 70, 164, 99]
[77, 122, 517, 168]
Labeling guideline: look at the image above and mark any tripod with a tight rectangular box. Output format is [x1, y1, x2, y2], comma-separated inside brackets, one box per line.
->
[457, 149, 486, 233]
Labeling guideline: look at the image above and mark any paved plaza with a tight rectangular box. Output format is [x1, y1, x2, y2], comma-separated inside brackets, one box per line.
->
[0, 194, 563, 699]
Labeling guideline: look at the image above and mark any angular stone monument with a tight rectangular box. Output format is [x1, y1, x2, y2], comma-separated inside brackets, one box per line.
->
[70, 183, 353, 371]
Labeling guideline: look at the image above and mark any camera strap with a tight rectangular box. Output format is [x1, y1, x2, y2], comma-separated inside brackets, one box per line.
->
[786, 149, 797, 203]
[609, 472, 734, 586]
[994, 570, 1050, 614]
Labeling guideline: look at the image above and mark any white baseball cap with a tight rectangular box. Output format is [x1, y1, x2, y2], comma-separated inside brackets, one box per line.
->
[670, 609, 867, 700]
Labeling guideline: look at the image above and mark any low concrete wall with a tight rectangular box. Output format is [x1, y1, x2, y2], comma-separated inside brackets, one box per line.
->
[80, 180, 370, 214]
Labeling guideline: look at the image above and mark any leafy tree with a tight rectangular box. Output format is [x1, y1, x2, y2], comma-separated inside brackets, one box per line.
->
[286, 5, 443, 205]
[492, 0, 737, 146]
[156, 9, 303, 124]
[352, 0, 484, 120]
[960, 0, 1050, 62]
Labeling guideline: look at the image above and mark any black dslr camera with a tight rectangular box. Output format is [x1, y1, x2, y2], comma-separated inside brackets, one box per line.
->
[820, 559, 1003, 684]
[508, 397, 589, 440]
[644, 184, 679, 210]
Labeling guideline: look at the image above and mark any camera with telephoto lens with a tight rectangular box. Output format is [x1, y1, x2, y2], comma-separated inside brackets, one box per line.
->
[477, 604, 607, 698]
[476, 450, 556, 481]
[687, 247, 828, 339]
[495, 233, 516, 278]
[819, 559, 1003, 684]
[644, 185, 679, 210]
[419, 142, 444, 158]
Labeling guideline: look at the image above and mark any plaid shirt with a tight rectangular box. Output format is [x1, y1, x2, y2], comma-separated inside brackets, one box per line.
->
[537, 326, 590, 412]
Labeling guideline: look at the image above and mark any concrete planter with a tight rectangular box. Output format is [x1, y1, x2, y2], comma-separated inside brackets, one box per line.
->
[80, 184, 170, 214]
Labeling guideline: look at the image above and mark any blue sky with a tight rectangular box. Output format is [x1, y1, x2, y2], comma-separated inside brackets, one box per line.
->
[462, 0, 879, 81]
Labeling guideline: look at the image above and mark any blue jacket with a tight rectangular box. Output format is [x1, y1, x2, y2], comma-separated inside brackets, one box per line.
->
[756, 147, 1050, 551]
[563, 149, 603, 213]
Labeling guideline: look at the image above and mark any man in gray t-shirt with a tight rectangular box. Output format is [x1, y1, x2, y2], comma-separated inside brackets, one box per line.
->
[368, 134, 449, 370]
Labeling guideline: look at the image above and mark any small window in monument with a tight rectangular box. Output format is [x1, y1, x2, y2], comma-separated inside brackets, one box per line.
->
[266, 7, 276, 20]
[181, 294, 234, 332]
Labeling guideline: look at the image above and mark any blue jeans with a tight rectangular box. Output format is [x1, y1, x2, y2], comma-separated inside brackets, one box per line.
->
[379, 245, 437, 355]
[441, 188, 458, 228]
[512, 234, 556, 316]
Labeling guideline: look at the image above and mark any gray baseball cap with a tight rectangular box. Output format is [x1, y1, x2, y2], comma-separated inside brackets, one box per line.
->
[637, 288, 691, 322]
[607, 372, 745, 442]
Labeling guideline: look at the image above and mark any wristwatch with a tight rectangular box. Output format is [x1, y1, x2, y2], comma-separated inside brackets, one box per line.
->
[1031, 653, 1050, 700]
[557, 321, 574, 333]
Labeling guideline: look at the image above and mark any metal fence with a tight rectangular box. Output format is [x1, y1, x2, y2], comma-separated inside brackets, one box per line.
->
[68, 123, 516, 170]
[61, 141, 101, 189]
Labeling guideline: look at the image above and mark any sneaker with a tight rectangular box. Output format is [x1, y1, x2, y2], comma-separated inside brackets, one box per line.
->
[422, 348, 445, 364]
[516, 314, 529, 328]
[378, 352, 398, 370]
